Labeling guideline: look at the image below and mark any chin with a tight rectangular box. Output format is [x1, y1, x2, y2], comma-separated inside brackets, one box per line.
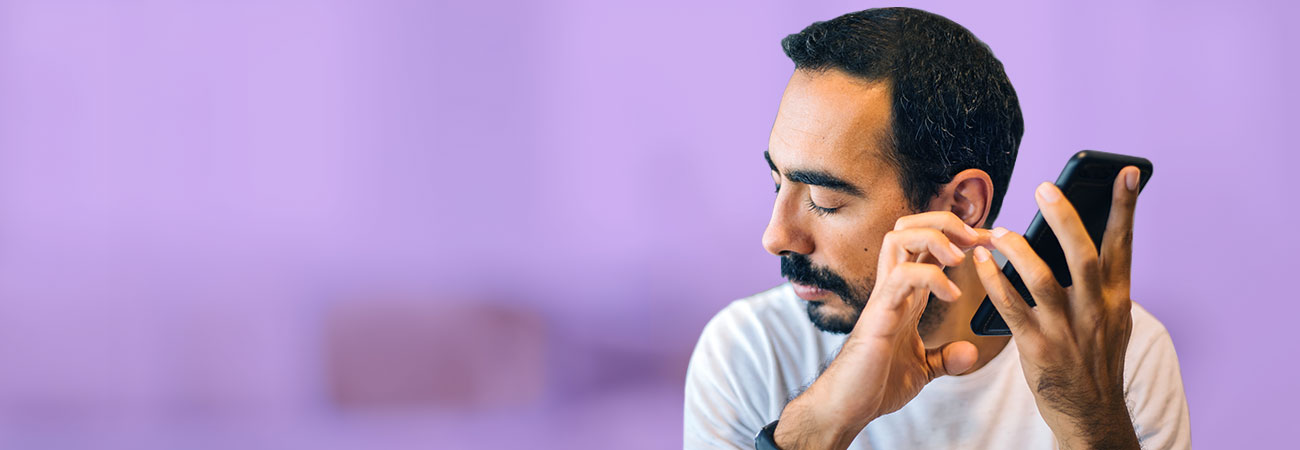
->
[805, 299, 859, 335]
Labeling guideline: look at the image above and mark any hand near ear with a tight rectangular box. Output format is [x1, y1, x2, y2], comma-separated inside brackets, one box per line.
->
[774, 211, 991, 450]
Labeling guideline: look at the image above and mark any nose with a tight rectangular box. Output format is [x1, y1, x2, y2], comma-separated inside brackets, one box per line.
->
[762, 194, 814, 256]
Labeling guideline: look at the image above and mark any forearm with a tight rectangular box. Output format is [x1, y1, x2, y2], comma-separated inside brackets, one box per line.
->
[770, 350, 884, 450]
[1051, 403, 1141, 450]
[772, 391, 862, 450]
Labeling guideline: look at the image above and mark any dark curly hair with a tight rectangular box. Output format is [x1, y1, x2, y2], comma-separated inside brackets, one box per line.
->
[782, 7, 1024, 226]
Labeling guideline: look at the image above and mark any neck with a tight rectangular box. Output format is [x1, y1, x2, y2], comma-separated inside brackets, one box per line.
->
[921, 255, 1010, 375]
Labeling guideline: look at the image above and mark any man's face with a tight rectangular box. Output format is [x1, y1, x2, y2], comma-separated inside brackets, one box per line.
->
[763, 69, 930, 334]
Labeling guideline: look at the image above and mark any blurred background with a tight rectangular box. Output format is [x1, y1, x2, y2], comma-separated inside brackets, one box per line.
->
[0, 0, 1295, 448]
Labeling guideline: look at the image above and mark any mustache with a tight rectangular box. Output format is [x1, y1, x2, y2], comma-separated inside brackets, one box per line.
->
[780, 253, 852, 299]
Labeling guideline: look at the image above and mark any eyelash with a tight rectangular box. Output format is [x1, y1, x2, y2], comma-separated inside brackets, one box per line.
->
[775, 183, 840, 216]
[806, 199, 840, 216]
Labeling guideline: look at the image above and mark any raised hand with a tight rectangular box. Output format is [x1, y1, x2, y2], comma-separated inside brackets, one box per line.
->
[971, 166, 1144, 450]
[775, 211, 990, 450]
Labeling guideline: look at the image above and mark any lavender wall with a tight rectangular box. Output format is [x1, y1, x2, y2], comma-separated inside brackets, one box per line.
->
[0, 0, 1293, 448]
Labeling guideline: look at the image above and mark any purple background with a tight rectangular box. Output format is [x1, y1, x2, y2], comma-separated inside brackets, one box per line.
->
[0, 0, 1294, 448]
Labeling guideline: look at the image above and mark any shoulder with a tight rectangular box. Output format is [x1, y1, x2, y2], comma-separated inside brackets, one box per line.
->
[684, 284, 806, 448]
[699, 284, 804, 344]
[1129, 301, 1168, 343]
[1124, 300, 1182, 387]
[1125, 301, 1176, 367]
[688, 284, 802, 376]
[690, 284, 828, 371]
[1123, 300, 1192, 449]
[685, 283, 836, 406]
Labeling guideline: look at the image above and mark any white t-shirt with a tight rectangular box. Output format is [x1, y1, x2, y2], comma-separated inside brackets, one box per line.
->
[683, 283, 1191, 449]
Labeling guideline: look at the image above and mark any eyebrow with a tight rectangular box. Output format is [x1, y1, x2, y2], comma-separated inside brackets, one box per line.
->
[765, 150, 865, 197]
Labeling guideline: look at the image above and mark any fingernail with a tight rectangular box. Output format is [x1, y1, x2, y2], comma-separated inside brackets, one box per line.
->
[948, 280, 962, 298]
[948, 242, 963, 258]
[1125, 169, 1139, 191]
[1036, 182, 1060, 203]
[992, 227, 1008, 238]
[973, 246, 990, 262]
[964, 223, 978, 238]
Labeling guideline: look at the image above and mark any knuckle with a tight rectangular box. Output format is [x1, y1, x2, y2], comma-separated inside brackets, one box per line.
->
[1083, 310, 1105, 327]
[929, 211, 962, 230]
[995, 229, 1025, 247]
[917, 227, 944, 244]
[920, 266, 948, 288]
[1024, 267, 1057, 289]
[890, 228, 946, 249]
[1006, 230, 1028, 245]
[941, 210, 963, 225]
[1078, 253, 1101, 273]
[894, 215, 912, 231]
[889, 261, 915, 279]
[1107, 291, 1133, 314]
[881, 270, 902, 287]
[883, 230, 900, 247]
[921, 263, 946, 279]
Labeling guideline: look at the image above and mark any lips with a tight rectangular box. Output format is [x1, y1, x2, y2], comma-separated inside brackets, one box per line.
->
[791, 282, 832, 301]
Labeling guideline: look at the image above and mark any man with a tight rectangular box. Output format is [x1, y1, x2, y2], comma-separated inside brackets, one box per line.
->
[683, 8, 1190, 450]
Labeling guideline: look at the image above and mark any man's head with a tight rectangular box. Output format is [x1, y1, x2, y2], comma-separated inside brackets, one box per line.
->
[763, 8, 1023, 335]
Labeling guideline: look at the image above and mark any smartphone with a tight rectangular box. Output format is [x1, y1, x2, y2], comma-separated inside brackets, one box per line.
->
[970, 150, 1153, 336]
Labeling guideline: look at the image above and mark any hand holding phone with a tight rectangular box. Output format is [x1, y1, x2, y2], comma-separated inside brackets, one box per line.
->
[970, 150, 1152, 335]
[967, 151, 1150, 448]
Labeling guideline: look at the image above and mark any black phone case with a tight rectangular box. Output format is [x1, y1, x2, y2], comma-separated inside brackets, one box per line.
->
[970, 150, 1153, 336]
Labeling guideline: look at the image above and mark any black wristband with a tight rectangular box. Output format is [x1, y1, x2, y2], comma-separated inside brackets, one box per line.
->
[754, 419, 782, 450]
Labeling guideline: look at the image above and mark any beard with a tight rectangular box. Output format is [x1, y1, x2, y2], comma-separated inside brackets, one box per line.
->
[780, 253, 950, 336]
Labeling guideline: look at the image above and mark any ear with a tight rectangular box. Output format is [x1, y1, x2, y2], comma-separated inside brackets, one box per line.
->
[927, 169, 994, 229]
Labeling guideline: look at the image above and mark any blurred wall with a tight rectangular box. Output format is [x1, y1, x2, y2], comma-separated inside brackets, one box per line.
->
[0, 0, 1294, 448]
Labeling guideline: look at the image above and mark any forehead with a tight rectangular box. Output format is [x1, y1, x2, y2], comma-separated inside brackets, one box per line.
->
[768, 69, 894, 177]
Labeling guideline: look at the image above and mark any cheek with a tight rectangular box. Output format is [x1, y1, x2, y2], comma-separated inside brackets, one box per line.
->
[811, 196, 913, 280]
[818, 222, 890, 282]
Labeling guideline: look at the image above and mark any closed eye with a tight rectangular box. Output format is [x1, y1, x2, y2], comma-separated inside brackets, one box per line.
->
[806, 199, 840, 216]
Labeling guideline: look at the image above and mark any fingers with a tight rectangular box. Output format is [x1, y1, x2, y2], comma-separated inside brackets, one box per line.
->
[989, 227, 1068, 312]
[1100, 166, 1140, 287]
[881, 228, 967, 270]
[926, 340, 978, 379]
[971, 246, 1037, 334]
[878, 262, 963, 308]
[870, 211, 983, 329]
[1034, 182, 1101, 291]
[893, 211, 992, 249]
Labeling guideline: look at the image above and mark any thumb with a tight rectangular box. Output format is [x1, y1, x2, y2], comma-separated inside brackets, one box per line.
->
[926, 340, 978, 379]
